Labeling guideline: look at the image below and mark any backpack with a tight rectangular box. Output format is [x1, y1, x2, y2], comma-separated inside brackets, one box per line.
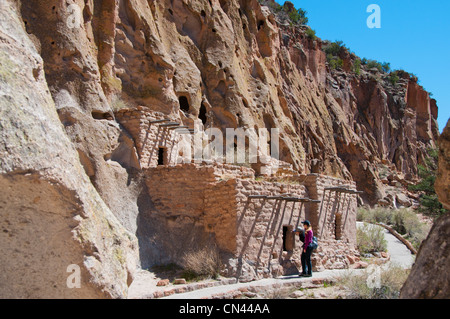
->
[298, 229, 305, 243]
[310, 236, 318, 250]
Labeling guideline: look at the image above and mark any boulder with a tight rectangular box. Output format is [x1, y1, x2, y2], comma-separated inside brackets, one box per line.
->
[400, 120, 450, 299]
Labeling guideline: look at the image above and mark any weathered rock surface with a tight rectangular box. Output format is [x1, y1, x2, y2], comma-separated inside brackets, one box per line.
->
[14, 0, 438, 206]
[0, 1, 138, 298]
[0, 0, 443, 298]
[436, 120, 450, 210]
[400, 120, 450, 299]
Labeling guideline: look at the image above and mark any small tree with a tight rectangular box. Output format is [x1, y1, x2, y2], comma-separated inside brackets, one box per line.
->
[305, 28, 317, 40]
[366, 59, 383, 72]
[389, 71, 400, 86]
[353, 58, 361, 75]
[324, 40, 345, 56]
[408, 147, 447, 218]
[288, 7, 308, 25]
[381, 62, 391, 73]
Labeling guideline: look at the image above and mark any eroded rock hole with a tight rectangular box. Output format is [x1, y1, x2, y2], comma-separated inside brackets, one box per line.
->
[179, 96, 190, 113]
[258, 20, 264, 30]
[91, 110, 113, 120]
[199, 103, 207, 125]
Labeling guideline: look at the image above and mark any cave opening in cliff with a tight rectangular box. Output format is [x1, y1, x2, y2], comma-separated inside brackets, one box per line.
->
[179, 96, 190, 113]
[199, 103, 207, 125]
[92, 110, 113, 120]
[258, 20, 264, 30]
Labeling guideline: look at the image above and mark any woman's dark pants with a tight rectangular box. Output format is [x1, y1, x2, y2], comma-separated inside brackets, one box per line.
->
[301, 246, 313, 275]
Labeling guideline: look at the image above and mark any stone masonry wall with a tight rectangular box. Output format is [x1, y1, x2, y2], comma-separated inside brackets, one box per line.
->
[115, 107, 183, 168]
[299, 174, 360, 271]
[142, 163, 254, 266]
[229, 179, 307, 281]
[142, 164, 360, 279]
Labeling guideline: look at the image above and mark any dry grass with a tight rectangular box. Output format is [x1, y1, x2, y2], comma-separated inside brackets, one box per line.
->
[336, 265, 410, 299]
[181, 244, 222, 280]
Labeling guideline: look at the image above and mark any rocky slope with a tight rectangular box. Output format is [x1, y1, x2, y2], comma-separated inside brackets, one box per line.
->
[0, 0, 442, 298]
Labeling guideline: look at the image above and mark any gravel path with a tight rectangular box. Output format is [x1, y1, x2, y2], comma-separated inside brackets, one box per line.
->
[382, 227, 415, 268]
[356, 222, 415, 268]
[128, 223, 415, 299]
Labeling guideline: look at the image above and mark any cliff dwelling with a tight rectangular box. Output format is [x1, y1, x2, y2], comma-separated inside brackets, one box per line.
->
[115, 108, 361, 281]
[1, 0, 445, 300]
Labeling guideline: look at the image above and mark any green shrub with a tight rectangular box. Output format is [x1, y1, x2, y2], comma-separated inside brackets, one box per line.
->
[287, 7, 308, 25]
[366, 59, 383, 72]
[327, 55, 344, 70]
[357, 207, 390, 224]
[357, 207, 431, 251]
[324, 40, 345, 56]
[357, 223, 387, 254]
[389, 71, 400, 86]
[381, 62, 391, 73]
[390, 209, 430, 250]
[408, 147, 447, 217]
[353, 58, 361, 75]
[305, 28, 316, 40]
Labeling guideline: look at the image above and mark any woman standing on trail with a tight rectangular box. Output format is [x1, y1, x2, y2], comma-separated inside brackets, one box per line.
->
[300, 220, 313, 277]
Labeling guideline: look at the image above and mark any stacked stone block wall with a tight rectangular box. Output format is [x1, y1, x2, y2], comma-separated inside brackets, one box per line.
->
[143, 165, 360, 279]
[115, 107, 182, 168]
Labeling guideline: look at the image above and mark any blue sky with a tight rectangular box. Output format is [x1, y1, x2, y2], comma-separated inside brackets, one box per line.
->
[281, 0, 450, 132]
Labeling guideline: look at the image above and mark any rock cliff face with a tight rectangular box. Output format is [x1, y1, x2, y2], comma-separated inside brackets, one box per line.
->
[17, 0, 439, 204]
[0, 0, 442, 298]
[0, 1, 138, 298]
[400, 120, 450, 299]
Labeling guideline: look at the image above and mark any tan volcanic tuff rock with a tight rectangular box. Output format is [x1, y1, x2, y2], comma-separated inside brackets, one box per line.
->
[18, 0, 439, 205]
[400, 119, 450, 299]
[1, 0, 442, 298]
[435, 120, 450, 210]
[0, 1, 138, 299]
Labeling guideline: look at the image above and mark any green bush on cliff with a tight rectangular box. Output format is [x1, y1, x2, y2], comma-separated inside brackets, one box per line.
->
[305, 28, 317, 40]
[324, 40, 345, 56]
[389, 71, 400, 86]
[324, 41, 346, 70]
[353, 58, 361, 75]
[288, 7, 308, 25]
[366, 59, 383, 72]
[258, 1, 309, 25]
[327, 55, 344, 70]
[408, 147, 446, 217]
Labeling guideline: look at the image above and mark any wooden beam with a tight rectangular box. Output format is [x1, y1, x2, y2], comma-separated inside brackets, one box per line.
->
[248, 195, 268, 199]
[149, 119, 171, 124]
[159, 122, 180, 127]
